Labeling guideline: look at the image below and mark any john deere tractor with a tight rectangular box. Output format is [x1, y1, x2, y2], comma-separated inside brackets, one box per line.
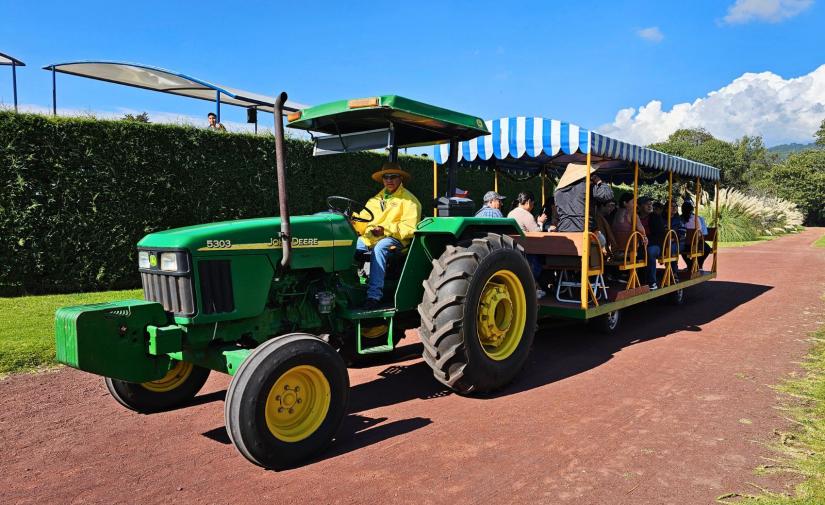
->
[55, 93, 537, 469]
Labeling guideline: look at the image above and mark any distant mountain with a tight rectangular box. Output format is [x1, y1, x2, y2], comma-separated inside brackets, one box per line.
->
[768, 142, 820, 160]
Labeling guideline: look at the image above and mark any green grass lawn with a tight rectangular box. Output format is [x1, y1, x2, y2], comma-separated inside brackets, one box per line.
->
[814, 234, 825, 248]
[0, 289, 142, 375]
[718, 235, 781, 248]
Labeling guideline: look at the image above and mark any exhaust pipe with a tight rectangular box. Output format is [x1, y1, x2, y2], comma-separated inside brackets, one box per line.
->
[274, 92, 291, 268]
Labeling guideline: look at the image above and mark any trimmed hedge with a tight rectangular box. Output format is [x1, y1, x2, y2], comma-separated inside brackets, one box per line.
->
[0, 112, 545, 295]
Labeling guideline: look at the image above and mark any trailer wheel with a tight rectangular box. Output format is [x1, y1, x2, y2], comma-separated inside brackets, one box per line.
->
[105, 361, 210, 413]
[225, 333, 349, 469]
[592, 309, 621, 334]
[418, 233, 537, 394]
[669, 288, 686, 305]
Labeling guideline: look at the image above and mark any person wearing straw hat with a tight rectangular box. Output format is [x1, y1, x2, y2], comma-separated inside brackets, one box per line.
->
[354, 162, 422, 309]
[553, 162, 614, 233]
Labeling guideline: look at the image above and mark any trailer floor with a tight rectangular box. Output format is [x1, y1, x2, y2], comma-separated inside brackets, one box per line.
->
[2, 228, 824, 505]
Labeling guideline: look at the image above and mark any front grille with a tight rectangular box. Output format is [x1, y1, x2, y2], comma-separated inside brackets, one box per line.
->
[141, 272, 195, 315]
[198, 260, 234, 314]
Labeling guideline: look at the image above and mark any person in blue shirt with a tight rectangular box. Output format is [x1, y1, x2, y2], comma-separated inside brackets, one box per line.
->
[475, 191, 506, 218]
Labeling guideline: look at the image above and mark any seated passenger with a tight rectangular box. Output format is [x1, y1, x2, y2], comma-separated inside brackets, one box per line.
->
[554, 163, 614, 232]
[668, 200, 687, 256]
[355, 162, 422, 309]
[637, 196, 666, 289]
[474, 191, 506, 217]
[507, 191, 546, 298]
[681, 201, 712, 271]
[612, 193, 647, 255]
[539, 198, 559, 232]
[594, 200, 619, 257]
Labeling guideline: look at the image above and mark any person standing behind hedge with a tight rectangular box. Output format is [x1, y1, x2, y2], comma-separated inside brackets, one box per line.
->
[207, 112, 226, 132]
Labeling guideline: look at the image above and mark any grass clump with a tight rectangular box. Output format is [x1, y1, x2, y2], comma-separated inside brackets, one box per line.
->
[700, 188, 803, 243]
[0, 289, 142, 375]
[720, 327, 825, 504]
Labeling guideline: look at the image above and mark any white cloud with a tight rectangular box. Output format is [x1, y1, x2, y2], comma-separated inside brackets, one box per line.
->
[723, 0, 813, 24]
[637, 27, 664, 43]
[597, 64, 825, 146]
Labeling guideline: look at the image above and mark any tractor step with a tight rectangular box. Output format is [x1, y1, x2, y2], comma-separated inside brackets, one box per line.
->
[341, 305, 397, 320]
[356, 316, 395, 355]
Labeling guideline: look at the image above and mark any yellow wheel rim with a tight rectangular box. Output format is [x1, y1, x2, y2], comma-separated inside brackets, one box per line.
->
[361, 324, 389, 339]
[265, 365, 331, 443]
[141, 361, 193, 393]
[476, 269, 527, 361]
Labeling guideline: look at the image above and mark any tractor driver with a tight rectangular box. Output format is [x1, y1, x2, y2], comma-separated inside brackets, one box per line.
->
[355, 162, 422, 310]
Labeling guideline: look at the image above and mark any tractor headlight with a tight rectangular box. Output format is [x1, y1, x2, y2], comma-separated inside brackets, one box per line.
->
[160, 252, 179, 272]
[138, 251, 151, 269]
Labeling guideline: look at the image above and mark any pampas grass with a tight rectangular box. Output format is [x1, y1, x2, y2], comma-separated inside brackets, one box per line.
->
[695, 188, 803, 243]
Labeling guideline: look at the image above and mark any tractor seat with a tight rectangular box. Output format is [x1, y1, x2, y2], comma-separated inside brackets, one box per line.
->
[355, 244, 407, 280]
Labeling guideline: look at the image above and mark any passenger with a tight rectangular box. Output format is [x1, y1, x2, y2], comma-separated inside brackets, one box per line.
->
[539, 199, 559, 232]
[611, 193, 647, 256]
[507, 191, 544, 232]
[637, 196, 666, 289]
[594, 200, 620, 257]
[474, 191, 506, 218]
[554, 163, 614, 232]
[652, 201, 664, 218]
[668, 199, 687, 257]
[681, 201, 712, 271]
[355, 162, 422, 309]
[507, 191, 546, 298]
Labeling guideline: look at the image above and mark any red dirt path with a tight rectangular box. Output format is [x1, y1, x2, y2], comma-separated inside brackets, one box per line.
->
[2, 229, 824, 505]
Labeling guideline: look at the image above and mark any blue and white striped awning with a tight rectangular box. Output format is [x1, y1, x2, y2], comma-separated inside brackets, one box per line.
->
[433, 117, 720, 181]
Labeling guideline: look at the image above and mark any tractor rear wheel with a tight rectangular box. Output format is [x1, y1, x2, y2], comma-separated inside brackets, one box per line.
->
[225, 333, 349, 469]
[105, 361, 210, 413]
[418, 233, 537, 394]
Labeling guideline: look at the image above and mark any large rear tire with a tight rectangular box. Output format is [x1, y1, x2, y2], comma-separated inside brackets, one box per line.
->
[418, 233, 537, 394]
[224, 333, 349, 469]
[105, 361, 210, 413]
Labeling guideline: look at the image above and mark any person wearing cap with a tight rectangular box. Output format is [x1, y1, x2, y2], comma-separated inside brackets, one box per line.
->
[207, 112, 226, 131]
[553, 163, 614, 233]
[354, 162, 422, 309]
[475, 191, 506, 218]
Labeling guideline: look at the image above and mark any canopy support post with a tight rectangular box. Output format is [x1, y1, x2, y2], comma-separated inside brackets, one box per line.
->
[580, 151, 592, 310]
[12, 63, 18, 112]
[51, 67, 57, 116]
[254, 107, 258, 134]
[215, 90, 221, 123]
[713, 180, 720, 272]
[541, 167, 546, 206]
[624, 161, 642, 291]
[446, 139, 458, 198]
[433, 161, 438, 217]
[494, 167, 499, 193]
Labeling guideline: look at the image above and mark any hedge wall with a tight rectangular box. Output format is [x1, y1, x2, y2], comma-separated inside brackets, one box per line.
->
[0, 112, 545, 295]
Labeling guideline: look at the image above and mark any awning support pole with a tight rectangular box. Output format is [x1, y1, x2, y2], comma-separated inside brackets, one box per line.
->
[51, 67, 57, 116]
[541, 167, 546, 206]
[215, 90, 221, 123]
[254, 107, 258, 134]
[446, 139, 458, 198]
[432, 161, 438, 217]
[580, 151, 592, 309]
[494, 167, 499, 193]
[713, 181, 720, 272]
[12, 63, 18, 112]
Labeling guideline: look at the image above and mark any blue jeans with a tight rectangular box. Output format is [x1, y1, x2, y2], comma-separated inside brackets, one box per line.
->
[356, 236, 402, 301]
[646, 245, 661, 285]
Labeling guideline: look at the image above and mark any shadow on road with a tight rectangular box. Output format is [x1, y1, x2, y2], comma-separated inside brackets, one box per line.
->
[348, 280, 772, 407]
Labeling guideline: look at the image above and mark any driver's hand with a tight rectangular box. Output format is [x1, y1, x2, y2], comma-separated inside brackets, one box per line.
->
[371, 226, 385, 237]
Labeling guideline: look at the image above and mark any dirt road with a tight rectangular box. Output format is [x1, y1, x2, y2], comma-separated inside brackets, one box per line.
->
[2, 229, 824, 504]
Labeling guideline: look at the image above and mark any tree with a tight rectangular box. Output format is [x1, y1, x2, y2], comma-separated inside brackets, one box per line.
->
[122, 112, 150, 123]
[816, 118, 825, 146]
[756, 150, 825, 225]
[650, 129, 738, 187]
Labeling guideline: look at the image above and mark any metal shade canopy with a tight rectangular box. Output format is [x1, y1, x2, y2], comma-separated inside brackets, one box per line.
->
[1, 51, 25, 112]
[42, 61, 306, 121]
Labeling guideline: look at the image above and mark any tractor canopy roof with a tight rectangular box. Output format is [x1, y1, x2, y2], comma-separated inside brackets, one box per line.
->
[287, 95, 489, 154]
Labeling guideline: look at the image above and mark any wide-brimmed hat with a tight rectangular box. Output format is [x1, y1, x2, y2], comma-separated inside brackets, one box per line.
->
[371, 162, 412, 184]
[556, 163, 599, 190]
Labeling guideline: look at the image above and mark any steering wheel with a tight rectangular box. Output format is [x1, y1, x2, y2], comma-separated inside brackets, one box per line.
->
[326, 196, 374, 223]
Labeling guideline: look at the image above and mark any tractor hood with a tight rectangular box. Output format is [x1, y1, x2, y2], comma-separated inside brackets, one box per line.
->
[138, 213, 357, 272]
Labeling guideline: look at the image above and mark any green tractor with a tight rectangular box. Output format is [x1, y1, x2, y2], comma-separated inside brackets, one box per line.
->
[55, 93, 537, 469]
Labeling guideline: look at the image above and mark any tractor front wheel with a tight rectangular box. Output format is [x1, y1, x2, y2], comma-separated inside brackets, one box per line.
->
[418, 233, 537, 394]
[224, 333, 349, 469]
[105, 361, 211, 413]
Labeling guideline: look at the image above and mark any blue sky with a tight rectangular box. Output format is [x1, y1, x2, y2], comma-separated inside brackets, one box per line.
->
[2, 0, 824, 145]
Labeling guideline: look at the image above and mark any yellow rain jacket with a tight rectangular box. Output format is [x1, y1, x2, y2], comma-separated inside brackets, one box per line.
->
[356, 184, 422, 248]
